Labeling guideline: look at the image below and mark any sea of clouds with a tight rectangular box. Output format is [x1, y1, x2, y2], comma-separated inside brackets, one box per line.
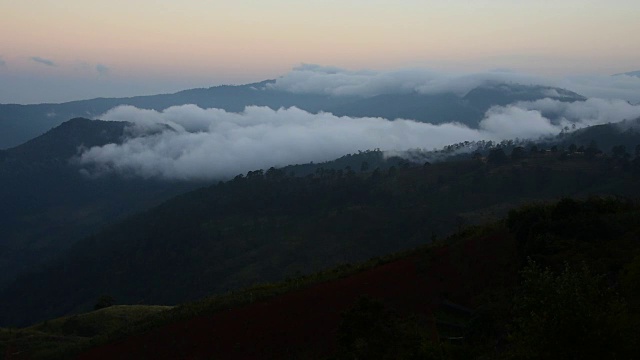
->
[76, 66, 640, 180]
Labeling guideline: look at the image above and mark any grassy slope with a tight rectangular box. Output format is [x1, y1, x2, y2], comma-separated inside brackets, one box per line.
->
[0, 306, 171, 360]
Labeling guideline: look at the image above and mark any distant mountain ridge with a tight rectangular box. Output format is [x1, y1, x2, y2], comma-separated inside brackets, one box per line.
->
[0, 81, 585, 149]
[613, 70, 640, 77]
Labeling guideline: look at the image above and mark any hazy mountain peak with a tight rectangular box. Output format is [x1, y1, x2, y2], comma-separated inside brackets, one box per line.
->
[612, 70, 640, 77]
[4, 117, 127, 161]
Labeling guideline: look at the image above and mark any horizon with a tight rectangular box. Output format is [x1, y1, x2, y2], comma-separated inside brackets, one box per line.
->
[1, 0, 639, 104]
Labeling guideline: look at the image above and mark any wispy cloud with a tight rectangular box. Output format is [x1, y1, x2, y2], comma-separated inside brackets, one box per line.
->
[0, 58, 6, 67]
[96, 63, 110, 76]
[267, 64, 553, 97]
[30, 56, 56, 67]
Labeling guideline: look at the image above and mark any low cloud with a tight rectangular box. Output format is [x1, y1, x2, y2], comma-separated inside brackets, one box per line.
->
[268, 64, 640, 103]
[30, 56, 56, 67]
[0, 58, 5, 67]
[558, 75, 640, 103]
[96, 64, 110, 76]
[76, 98, 640, 181]
[515, 98, 640, 125]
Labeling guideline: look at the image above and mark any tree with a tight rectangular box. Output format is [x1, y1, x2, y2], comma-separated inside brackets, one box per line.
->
[336, 297, 437, 359]
[487, 148, 508, 165]
[585, 140, 600, 160]
[508, 261, 631, 359]
[612, 145, 628, 159]
[510, 146, 527, 161]
[94, 295, 116, 310]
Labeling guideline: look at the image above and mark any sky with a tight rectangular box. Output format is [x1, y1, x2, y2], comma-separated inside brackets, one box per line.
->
[1, 0, 640, 104]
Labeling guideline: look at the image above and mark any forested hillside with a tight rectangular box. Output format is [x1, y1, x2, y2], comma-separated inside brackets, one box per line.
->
[0, 118, 203, 287]
[2, 198, 638, 359]
[3, 144, 640, 327]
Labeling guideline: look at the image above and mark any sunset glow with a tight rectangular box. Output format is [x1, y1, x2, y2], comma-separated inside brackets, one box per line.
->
[1, 0, 639, 103]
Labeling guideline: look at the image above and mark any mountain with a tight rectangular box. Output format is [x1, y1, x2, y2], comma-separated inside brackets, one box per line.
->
[2, 137, 640, 327]
[0, 81, 584, 149]
[613, 70, 640, 77]
[0, 82, 344, 149]
[0, 118, 203, 287]
[329, 84, 585, 126]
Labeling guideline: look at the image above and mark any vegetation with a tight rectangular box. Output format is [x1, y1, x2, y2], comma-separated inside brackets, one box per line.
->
[2, 117, 640, 358]
[0, 305, 171, 360]
[334, 198, 640, 359]
[4, 139, 640, 328]
[2, 198, 640, 358]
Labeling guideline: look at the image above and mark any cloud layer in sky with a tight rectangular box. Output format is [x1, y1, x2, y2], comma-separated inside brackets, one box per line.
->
[268, 64, 551, 98]
[77, 98, 640, 181]
[269, 65, 640, 103]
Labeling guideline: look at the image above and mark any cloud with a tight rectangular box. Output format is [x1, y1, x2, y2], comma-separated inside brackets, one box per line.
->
[514, 98, 640, 126]
[268, 64, 640, 103]
[267, 64, 551, 97]
[96, 64, 110, 76]
[0, 58, 5, 67]
[479, 107, 558, 139]
[30, 56, 56, 67]
[76, 98, 640, 181]
[78, 105, 483, 180]
[558, 75, 640, 103]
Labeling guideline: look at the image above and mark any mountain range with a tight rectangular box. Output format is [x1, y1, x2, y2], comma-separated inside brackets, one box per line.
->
[0, 81, 584, 149]
[614, 70, 640, 77]
[0, 74, 638, 358]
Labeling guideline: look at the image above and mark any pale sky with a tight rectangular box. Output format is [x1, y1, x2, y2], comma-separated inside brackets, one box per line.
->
[1, 0, 639, 103]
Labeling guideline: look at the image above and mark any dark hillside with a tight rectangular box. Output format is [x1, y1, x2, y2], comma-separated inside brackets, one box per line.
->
[2, 117, 126, 162]
[78, 198, 640, 359]
[78, 230, 516, 360]
[3, 198, 638, 359]
[2, 148, 640, 327]
[0, 118, 202, 287]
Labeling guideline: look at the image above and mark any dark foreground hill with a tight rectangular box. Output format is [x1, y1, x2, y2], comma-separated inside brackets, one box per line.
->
[3, 143, 640, 327]
[2, 198, 639, 359]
